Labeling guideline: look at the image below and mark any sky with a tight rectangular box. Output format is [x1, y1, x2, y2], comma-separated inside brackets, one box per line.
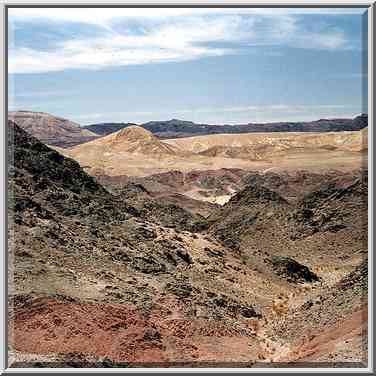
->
[8, 7, 369, 125]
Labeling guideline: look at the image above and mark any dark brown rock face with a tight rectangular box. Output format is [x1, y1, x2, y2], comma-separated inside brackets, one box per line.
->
[8, 111, 98, 147]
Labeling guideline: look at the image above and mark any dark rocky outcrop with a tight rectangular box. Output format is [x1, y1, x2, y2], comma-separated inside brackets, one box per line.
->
[208, 184, 289, 251]
[289, 173, 367, 240]
[116, 182, 208, 232]
[9, 121, 136, 225]
[269, 256, 320, 283]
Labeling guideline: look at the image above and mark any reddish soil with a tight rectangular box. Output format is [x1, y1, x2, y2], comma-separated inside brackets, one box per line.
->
[11, 297, 166, 363]
[277, 305, 367, 364]
[10, 297, 262, 365]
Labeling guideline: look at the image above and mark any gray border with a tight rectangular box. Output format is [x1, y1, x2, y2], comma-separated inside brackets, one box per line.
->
[2, 3, 8, 375]
[1, 2, 375, 374]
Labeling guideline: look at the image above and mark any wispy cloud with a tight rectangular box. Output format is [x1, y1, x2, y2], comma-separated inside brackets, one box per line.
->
[9, 15, 245, 73]
[8, 7, 362, 74]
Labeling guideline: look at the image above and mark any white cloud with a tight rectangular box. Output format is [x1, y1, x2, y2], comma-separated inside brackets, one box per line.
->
[9, 15, 246, 73]
[8, 7, 360, 74]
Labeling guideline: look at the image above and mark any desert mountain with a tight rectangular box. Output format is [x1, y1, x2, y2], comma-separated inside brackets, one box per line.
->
[69, 125, 183, 156]
[9, 120, 367, 366]
[8, 111, 98, 148]
[207, 170, 367, 286]
[8, 120, 279, 365]
[101, 126, 181, 155]
[84, 114, 368, 139]
[61, 126, 367, 184]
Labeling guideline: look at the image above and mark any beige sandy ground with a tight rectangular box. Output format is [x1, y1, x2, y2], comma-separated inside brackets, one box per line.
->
[57, 127, 367, 178]
[165, 129, 367, 153]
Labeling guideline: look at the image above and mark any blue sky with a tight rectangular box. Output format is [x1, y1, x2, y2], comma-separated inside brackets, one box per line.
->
[8, 7, 368, 125]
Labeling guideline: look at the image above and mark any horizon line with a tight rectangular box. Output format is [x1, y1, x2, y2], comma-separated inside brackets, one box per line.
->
[7, 109, 368, 127]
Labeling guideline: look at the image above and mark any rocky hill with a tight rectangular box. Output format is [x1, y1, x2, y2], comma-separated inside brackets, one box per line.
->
[8, 120, 287, 366]
[8, 111, 98, 148]
[67, 125, 184, 158]
[84, 114, 368, 139]
[105, 126, 181, 155]
[8, 120, 368, 367]
[205, 171, 367, 312]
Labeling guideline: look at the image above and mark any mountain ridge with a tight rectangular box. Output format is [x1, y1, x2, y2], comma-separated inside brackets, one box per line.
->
[84, 114, 368, 139]
[9, 111, 368, 148]
[8, 111, 98, 148]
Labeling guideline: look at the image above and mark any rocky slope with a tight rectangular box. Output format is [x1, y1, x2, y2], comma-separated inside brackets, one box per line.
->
[8, 111, 98, 148]
[208, 169, 367, 263]
[84, 114, 368, 139]
[8, 121, 368, 367]
[96, 168, 247, 208]
[97, 168, 367, 209]
[206, 172, 368, 365]
[115, 182, 208, 232]
[270, 260, 367, 365]
[8, 121, 289, 367]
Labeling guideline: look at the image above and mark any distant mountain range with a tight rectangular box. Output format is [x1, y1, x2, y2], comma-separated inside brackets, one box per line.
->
[8, 111, 368, 149]
[60, 123, 367, 182]
[84, 114, 368, 139]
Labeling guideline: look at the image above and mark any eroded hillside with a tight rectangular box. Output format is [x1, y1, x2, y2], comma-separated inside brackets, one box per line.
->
[8, 120, 368, 367]
[8, 111, 98, 148]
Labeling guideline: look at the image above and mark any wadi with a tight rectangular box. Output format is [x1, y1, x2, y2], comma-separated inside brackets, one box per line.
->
[8, 111, 368, 367]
